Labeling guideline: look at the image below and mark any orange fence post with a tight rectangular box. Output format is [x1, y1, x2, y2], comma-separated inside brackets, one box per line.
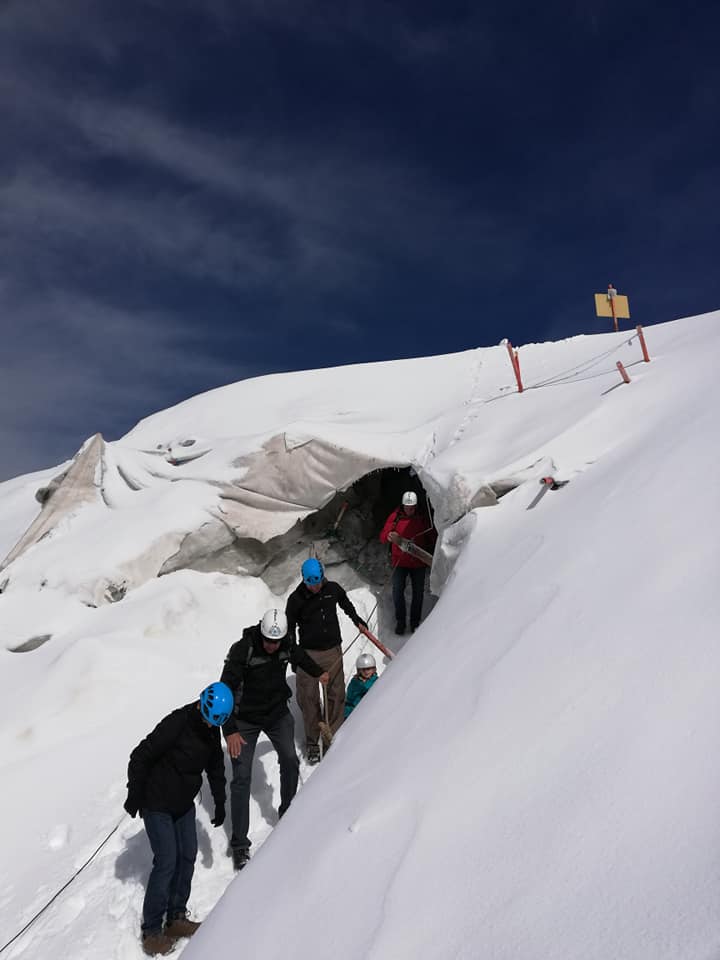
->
[636, 325, 650, 362]
[616, 361, 631, 384]
[506, 341, 524, 393]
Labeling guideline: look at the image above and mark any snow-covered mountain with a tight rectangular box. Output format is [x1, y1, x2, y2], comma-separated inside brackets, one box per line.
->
[1, 311, 719, 959]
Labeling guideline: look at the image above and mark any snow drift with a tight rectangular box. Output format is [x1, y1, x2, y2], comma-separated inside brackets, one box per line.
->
[1, 311, 719, 960]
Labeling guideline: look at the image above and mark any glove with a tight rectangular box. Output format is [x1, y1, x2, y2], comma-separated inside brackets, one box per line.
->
[211, 806, 225, 828]
[124, 795, 140, 818]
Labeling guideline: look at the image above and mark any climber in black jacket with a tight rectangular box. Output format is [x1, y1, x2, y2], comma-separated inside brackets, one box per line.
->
[124, 682, 233, 957]
[220, 608, 327, 870]
[285, 558, 370, 763]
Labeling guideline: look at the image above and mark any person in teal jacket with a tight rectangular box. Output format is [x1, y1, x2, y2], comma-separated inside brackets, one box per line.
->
[344, 653, 378, 718]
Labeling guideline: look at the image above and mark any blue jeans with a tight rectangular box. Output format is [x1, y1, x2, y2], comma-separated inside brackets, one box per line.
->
[392, 566, 426, 629]
[230, 709, 299, 851]
[141, 807, 197, 933]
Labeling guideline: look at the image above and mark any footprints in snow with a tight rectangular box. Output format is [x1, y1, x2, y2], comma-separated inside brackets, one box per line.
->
[46, 823, 70, 851]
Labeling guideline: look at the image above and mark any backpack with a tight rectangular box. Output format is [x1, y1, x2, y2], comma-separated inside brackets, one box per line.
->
[226, 627, 292, 708]
[239, 626, 291, 670]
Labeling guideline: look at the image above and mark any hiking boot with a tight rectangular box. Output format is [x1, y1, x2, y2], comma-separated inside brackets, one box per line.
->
[165, 915, 201, 938]
[394, 623, 405, 635]
[142, 930, 175, 956]
[306, 741, 321, 765]
[232, 847, 250, 871]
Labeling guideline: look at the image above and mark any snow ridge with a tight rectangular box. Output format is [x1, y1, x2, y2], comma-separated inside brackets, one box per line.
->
[1, 311, 719, 960]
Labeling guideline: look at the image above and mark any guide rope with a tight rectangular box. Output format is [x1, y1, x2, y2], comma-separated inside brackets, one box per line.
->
[526, 332, 640, 390]
[0, 818, 125, 956]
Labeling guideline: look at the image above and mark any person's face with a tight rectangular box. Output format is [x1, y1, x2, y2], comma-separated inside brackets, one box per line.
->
[304, 580, 322, 594]
[262, 638, 282, 654]
[359, 667, 375, 680]
[403, 503, 416, 516]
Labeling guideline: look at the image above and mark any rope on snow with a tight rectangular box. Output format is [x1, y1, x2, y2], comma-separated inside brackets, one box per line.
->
[0, 818, 125, 956]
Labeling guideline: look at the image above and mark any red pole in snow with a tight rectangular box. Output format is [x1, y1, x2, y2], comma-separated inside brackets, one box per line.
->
[513, 348, 523, 392]
[636, 325, 650, 362]
[506, 341, 524, 393]
[616, 361, 631, 384]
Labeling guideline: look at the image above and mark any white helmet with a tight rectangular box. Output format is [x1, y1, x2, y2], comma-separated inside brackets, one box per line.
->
[402, 491, 418, 506]
[356, 653, 376, 671]
[260, 609, 288, 640]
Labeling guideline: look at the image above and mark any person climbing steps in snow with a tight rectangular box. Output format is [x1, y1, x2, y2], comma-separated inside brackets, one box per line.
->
[123, 681, 233, 957]
[220, 608, 328, 870]
[285, 558, 371, 763]
[344, 653, 379, 718]
[379, 491, 436, 634]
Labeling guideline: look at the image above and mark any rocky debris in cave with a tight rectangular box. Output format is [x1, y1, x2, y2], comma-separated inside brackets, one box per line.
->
[159, 466, 435, 597]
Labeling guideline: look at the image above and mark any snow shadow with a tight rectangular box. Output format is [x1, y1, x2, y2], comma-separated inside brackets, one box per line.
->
[195, 755, 234, 861]
[115, 828, 151, 885]
[114, 817, 215, 880]
[249, 740, 284, 828]
[196, 740, 282, 844]
[7, 633, 52, 652]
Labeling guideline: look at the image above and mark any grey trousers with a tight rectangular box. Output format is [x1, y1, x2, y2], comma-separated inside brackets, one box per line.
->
[229, 710, 298, 851]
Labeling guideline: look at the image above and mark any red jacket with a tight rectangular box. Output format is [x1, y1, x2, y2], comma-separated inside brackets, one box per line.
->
[379, 507, 436, 569]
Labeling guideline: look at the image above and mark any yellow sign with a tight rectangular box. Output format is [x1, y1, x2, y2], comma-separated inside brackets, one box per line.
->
[594, 293, 630, 319]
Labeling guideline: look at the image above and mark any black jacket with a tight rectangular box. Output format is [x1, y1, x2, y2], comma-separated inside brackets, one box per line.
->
[220, 624, 324, 731]
[126, 703, 225, 819]
[285, 580, 366, 652]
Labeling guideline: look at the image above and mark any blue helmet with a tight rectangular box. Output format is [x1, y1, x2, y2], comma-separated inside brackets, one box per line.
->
[302, 558, 324, 585]
[199, 682, 234, 727]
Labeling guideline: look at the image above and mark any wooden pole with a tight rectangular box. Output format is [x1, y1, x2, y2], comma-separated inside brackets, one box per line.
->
[636, 325, 650, 362]
[607, 283, 619, 332]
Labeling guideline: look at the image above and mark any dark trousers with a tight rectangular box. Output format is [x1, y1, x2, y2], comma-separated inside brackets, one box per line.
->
[230, 709, 299, 851]
[142, 807, 197, 934]
[392, 566, 426, 629]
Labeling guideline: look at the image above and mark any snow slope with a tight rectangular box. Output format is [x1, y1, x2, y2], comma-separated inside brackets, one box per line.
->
[1, 312, 719, 959]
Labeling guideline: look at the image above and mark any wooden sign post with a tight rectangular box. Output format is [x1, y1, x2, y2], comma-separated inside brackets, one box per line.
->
[594, 284, 630, 332]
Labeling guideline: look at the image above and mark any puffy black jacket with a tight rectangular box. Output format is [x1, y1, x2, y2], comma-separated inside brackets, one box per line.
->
[285, 580, 366, 652]
[220, 624, 324, 731]
[126, 703, 225, 818]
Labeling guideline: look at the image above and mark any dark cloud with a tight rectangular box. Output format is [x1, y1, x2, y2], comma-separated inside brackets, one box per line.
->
[0, 0, 718, 480]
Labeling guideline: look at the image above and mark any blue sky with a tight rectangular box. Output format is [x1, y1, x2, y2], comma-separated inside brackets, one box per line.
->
[1, 0, 719, 480]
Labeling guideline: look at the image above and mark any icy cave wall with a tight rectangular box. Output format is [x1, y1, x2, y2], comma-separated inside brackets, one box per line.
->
[0, 431, 447, 605]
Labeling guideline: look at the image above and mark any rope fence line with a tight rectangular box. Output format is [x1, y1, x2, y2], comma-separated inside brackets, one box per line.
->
[0, 819, 125, 957]
[526, 332, 641, 391]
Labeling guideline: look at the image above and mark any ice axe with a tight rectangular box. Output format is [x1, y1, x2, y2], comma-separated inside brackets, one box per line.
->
[326, 500, 349, 539]
[318, 685, 332, 758]
[359, 626, 395, 660]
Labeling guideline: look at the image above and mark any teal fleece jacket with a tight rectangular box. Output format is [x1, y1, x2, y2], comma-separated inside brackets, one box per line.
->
[344, 672, 378, 718]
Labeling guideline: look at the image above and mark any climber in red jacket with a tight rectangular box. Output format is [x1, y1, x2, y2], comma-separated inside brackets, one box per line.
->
[379, 491, 435, 634]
